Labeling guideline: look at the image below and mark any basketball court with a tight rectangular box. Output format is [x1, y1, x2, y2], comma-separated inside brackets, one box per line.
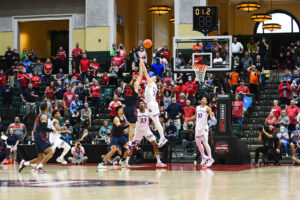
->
[1, 163, 299, 200]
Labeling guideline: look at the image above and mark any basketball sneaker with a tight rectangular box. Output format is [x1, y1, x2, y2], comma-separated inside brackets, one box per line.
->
[156, 162, 167, 168]
[18, 159, 26, 173]
[1, 159, 8, 165]
[158, 137, 168, 148]
[56, 157, 67, 165]
[32, 167, 46, 174]
[126, 141, 137, 154]
[119, 160, 130, 168]
[200, 156, 208, 166]
[206, 158, 215, 167]
[97, 163, 107, 169]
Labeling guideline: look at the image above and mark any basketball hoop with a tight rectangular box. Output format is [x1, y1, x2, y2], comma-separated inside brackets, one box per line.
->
[192, 64, 208, 83]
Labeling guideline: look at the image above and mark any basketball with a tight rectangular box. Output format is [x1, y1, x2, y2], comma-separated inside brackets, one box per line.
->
[143, 39, 152, 49]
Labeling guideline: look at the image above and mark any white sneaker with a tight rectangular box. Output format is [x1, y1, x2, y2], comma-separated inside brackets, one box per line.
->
[56, 157, 67, 165]
[156, 162, 167, 168]
[97, 163, 107, 169]
[206, 158, 215, 167]
[200, 156, 208, 165]
[158, 137, 168, 148]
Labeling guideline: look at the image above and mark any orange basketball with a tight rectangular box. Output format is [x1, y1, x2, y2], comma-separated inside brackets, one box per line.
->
[143, 39, 153, 49]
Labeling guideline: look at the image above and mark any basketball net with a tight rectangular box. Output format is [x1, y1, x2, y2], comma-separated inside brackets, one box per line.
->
[192, 64, 208, 83]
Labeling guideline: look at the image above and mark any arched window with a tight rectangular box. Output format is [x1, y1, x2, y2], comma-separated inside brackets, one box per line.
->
[255, 11, 299, 34]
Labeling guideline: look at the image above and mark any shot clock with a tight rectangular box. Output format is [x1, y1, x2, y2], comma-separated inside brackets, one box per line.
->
[193, 6, 218, 35]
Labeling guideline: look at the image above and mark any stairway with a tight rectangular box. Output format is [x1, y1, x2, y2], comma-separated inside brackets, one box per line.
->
[241, 70, 293, 164]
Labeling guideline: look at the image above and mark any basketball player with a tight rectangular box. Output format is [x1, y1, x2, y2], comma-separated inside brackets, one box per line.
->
[128, 101, 166, 167]
[140, 60, 168, 147]
[123, 57, 143, 141]
[195, 97, 215, 167]
[98, 106, 131, 169]
[19, 102, 54, 174]
[50, 110, 71, 164]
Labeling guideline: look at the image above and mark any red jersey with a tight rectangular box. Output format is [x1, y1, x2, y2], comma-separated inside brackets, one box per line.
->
[161, 50, 171, 60]
[185, 81, 197, 98]
[109, 101, 122, 117]
[31, 76, 41, 88]
[286, 105, 300, 125]
[89, 63, 99, 76]
[80, 59, 91, 73]
[63, 92, 75, 108]
[279, 83, 291, 99]
[72, 48, 83, 58]
[44, 63, 53, 74]
[183, 106, 196, 122]
[111, 56, 125, 68]
[265, 117, 278, 133]
[102, 76, 109, 85]
[271, 106, 282, 119]
[232, 101, 243, 118]
[235, 86, 250, 94]
[0, 75, 7, 87]
[91, 85, 101, 98]
[18, 73, 30, 87]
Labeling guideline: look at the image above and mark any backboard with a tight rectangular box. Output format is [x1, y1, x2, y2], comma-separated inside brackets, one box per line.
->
[173, 36, 232, 72]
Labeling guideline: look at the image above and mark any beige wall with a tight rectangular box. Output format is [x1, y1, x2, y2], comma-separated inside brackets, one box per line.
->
[0, 32, 14, 55]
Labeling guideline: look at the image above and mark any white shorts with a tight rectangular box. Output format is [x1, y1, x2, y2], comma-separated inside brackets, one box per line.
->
[49, 133, 65, 151]
[133, 128, 156, 144]
[147, 101, 160, 117]
[195, 127, 209, 141]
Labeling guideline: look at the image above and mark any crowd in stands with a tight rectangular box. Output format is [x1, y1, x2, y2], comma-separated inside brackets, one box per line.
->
[0, 36, 299, 164]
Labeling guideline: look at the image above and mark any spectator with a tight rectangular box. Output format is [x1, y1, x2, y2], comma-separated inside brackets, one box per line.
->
[0, 137, 8, 164]
[81, 103, 92, 128]
[109, 61, 119, 85]
[271, 100, 282, 119]
[0, 69, 7, 96]
[185, 75, 197, 102]
[20, 83, 38, 116]
[108, 95, 122, 121]
[23, 56, 34, 74]
[54, 80, 65, 101]
[204, 74, 214, 96]
[181, 124, 197, 157]
[241, 52, 253, 81]
[33, 59, 43, 80]
[68, 142, 88, 164]
[138, 46, 147, 64]
[70, 94, 83, 129]
[265, 112, 278, 133]
[183, 100, 196, 130]
[71, 68, 80, 84]
[21, 48, 28, 61]
[279, 78, 291, 105]
[7, 117, 26, 144]
[286, 100, 300, 132]
[257, 37, 269, 68]
[114, 87, 124, 102]
[254, 126, 281, 165]
[161, 45, 171, 61]
[79, 54, 91, 81]
[150, 58, 164, 79]
[232, 37, 243, 58]
[63, 85, 76, 119]
[213, 52, 223, 64]
[248, 65, 260, 103]
[55, 68, 65, 81]
[110, 43, 117, 57]
[232, 95, 244, 134]
[163, 89, 172, 110]
[174, 79, 188, 100]
[5, 128, 19, 162]
[45, 82, 55, 101]
[111, 50, 125, 77]
[277, 126, 289, 157]
[13, 61, 24, 87]
[30, 48, 38, 62]
[102, 72, 109, 86]
[30, 70, 41, 95]
[247, 37, 258, 58]
[229, 68, 240, 93]
[209, 97, 218, 114]
[2, 81, 13, 105]
[43, 58, 53, 82]
[175, 52, 185, 69]
[4, 46, 14, 67]
[57, 46, 66, 67]
[290, 125, 300, 156]
[165, 120, 177, 144]
[89, 81, 101, 117]
[278, 110, 290, 132]
[98, 120, 112, 138]
[177, 93, 187, 107]
[17, 68, 30, 94]
[75, 83, 87, 103]
[118, 43, 126, 58]
[235, 80, 250, 99]
[89, 58, 99, 81]
[64, 120, 74, 142]
[56, 100, 65, 117]
[166, 98, 183, 132]
[72, 42, 83, 70]
[79, 129, 94, 144]
[254, 55, 264, 73]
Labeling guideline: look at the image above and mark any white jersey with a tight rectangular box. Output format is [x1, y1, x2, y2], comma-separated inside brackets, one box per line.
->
[145, 82, 157, 103]
[49, 119, 61, 143]
[196, 105, 209, 129]
[136, 109, 150, 131]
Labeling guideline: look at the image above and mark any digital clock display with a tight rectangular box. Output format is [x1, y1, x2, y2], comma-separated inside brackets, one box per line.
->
[193, 6, 218, 35]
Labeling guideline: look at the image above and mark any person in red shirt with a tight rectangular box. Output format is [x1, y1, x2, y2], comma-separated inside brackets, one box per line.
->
[286, 100, 300, 132]
[174, 79, 188, 100]
[44, 58, 53, 82]
[161, 47, 171, 61]
[235, 80, 250, 100]
[89, 81, 101, 117]
[111, 50, 125, 77]
[270, 100, 282, 119]
[192, 42, 202, 53]
[45, 82, 55, 101]
[183, 100, 196, 130]
[79, 54, 91, 81]
[265, 112, 278, 133]
[30, 70, 41, 95]
[57, 46, 66, 68]
[17, 69, 30, 94]
[184, 75, 197, 102]
[102, 72, 109, 86]
[232, 95, 244, 133]
[193, 55, 202, 65]
[88, 58, 99, 81]
[279, 78, 291, 105]
[72, 42, 83, 71]
[71, 68, 79, 83]
[0, 69, 7, 95]
[63, 85, 76, 119]
[108, 95, 122, 121]
[13, 61, 25, 86]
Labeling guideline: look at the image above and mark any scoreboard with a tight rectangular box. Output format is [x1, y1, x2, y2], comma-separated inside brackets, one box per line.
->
[193, 6, 218, 35]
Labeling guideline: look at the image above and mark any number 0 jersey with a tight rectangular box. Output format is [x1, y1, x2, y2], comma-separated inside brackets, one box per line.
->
[136, 109, 150, 131]
[196, 105, 209, 129]
[145, 82, 157, 103]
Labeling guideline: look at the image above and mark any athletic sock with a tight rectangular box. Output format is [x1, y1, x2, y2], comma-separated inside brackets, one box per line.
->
[125, 157, 130, 164]
[24, 161, 30, 166]
[37, 163, 43, 169]
[156, 155, 161, 163]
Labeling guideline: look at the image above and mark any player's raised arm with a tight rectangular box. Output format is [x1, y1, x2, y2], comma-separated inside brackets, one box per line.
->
[207, 107, 215, 121]
[141, 58, 152, 86]
[134, 56, 144, 92]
